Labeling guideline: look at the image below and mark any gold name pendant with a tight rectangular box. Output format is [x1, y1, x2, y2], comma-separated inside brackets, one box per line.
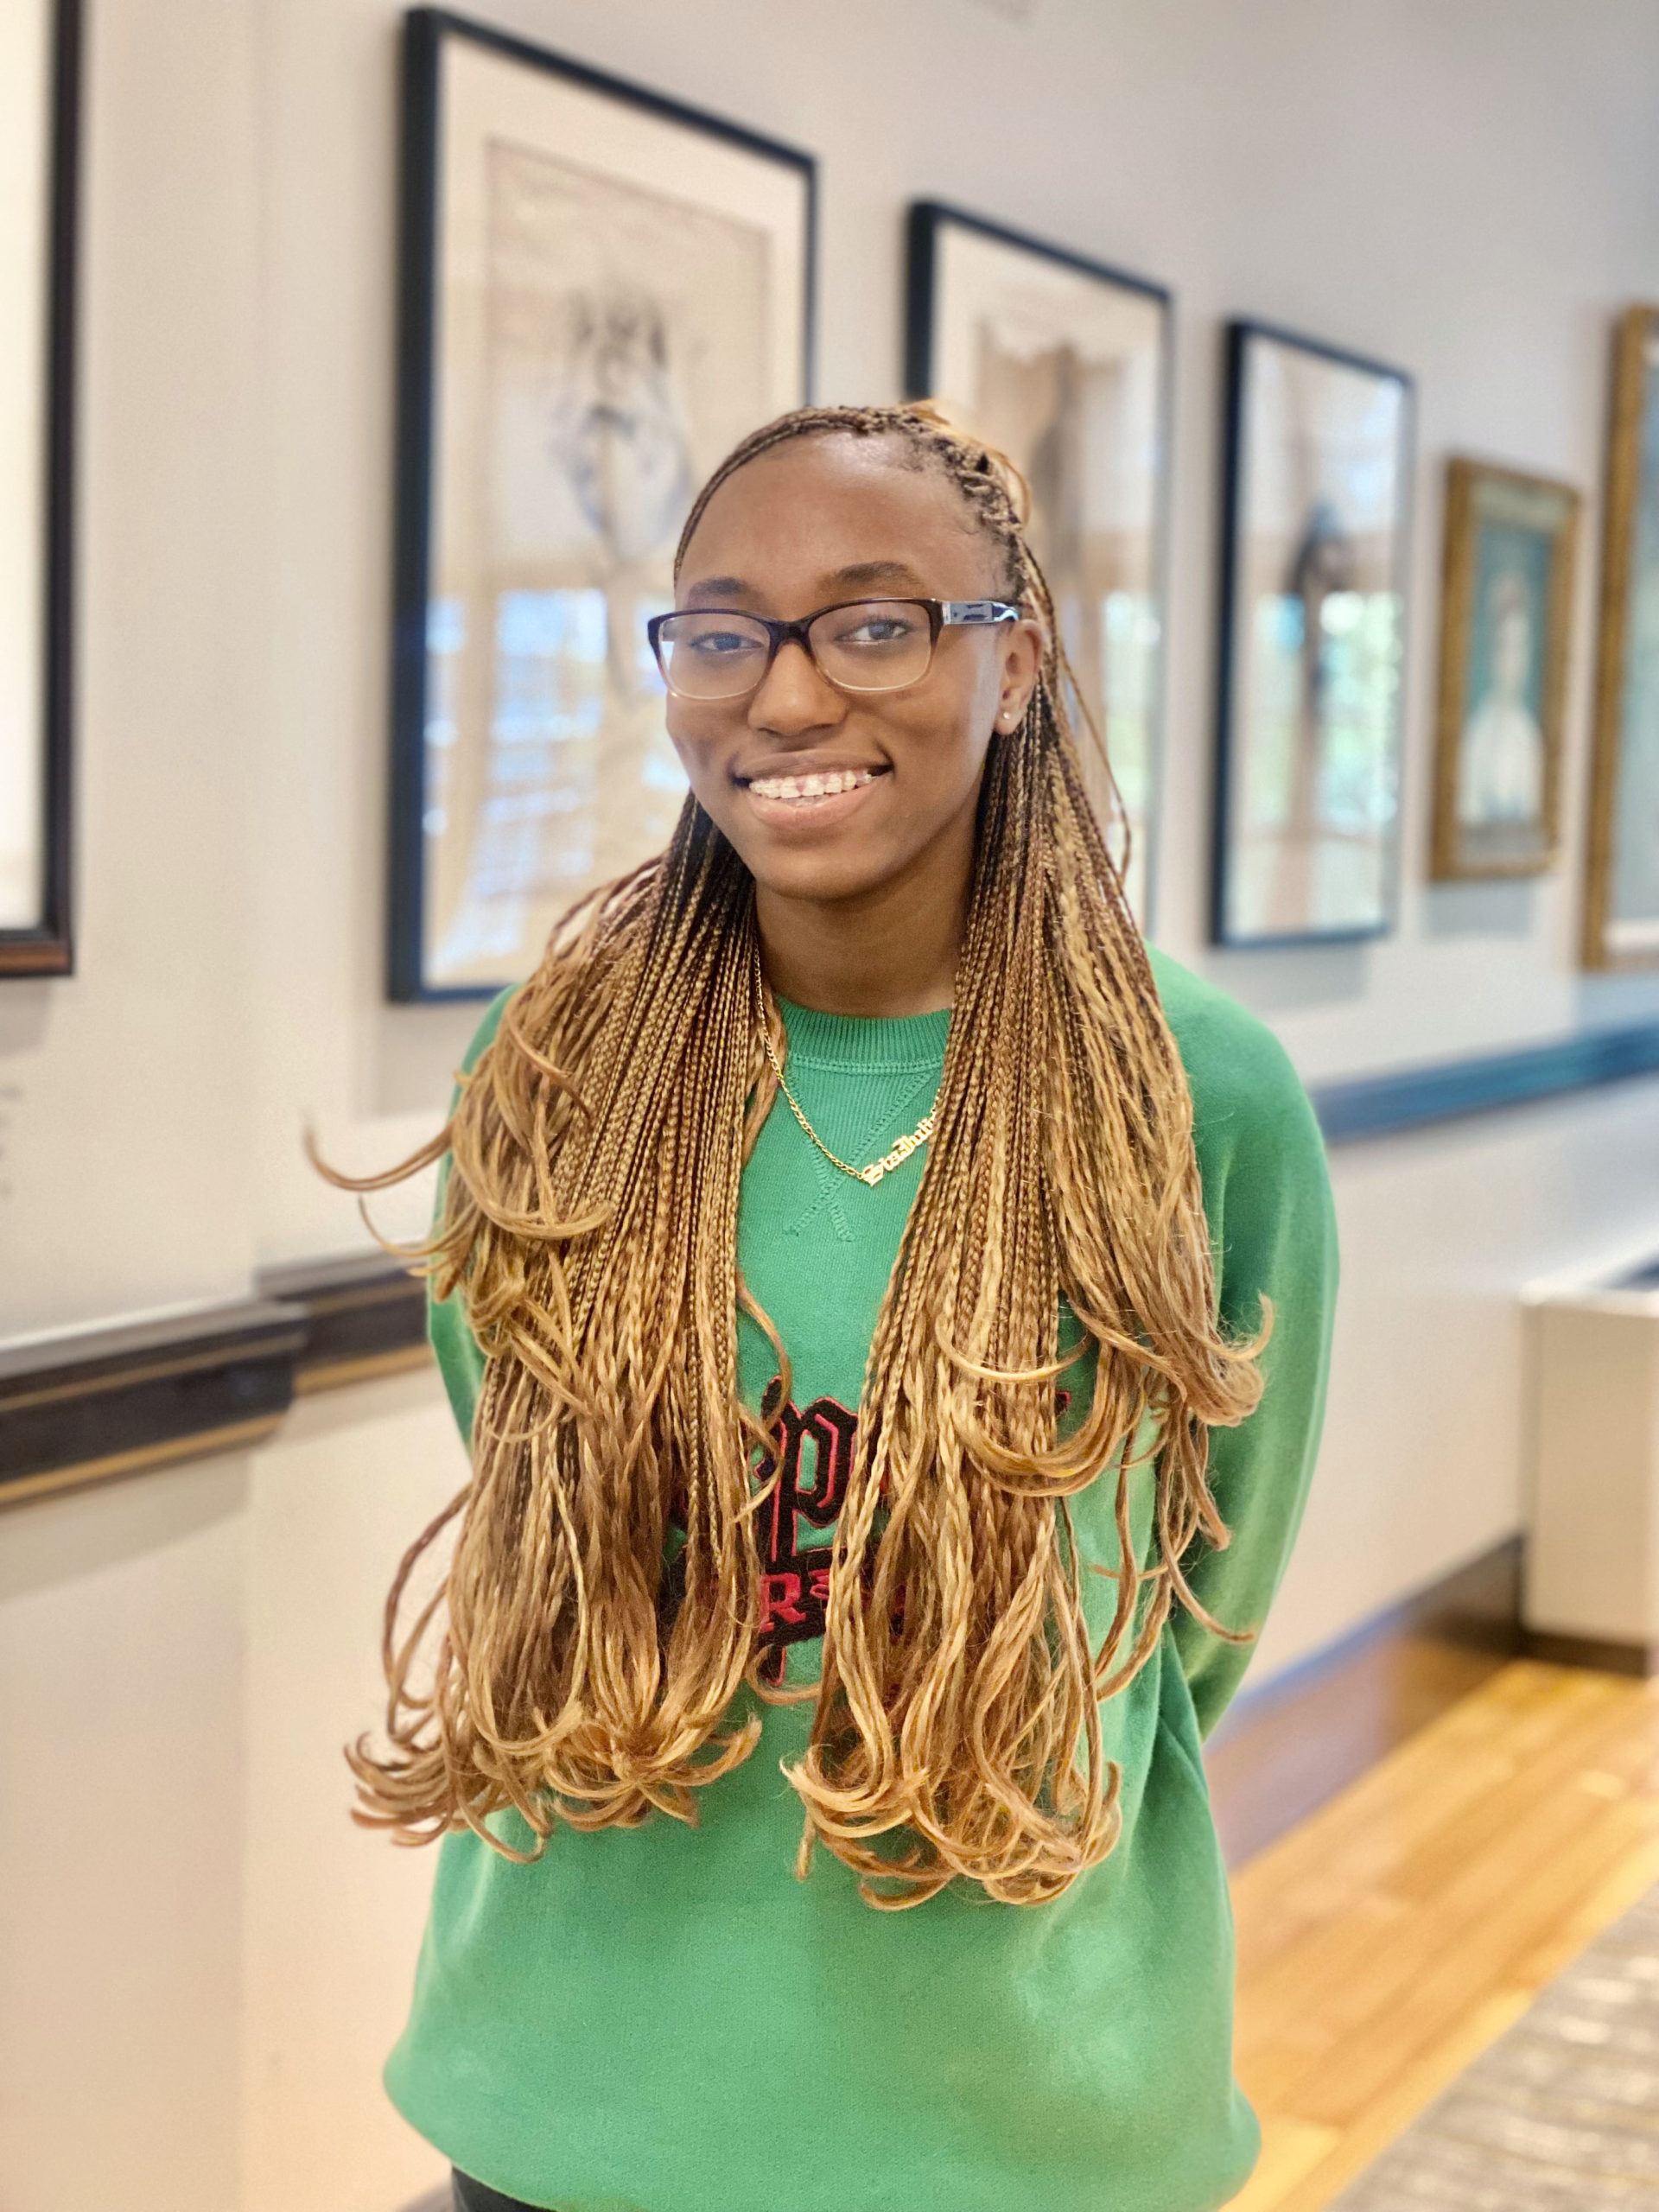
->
[858, 1116, 937, 1185]
[760, 1025, 940, 1189]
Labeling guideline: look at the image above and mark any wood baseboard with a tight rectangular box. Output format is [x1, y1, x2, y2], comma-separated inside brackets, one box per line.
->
[256, 1252, 429, 1390]
[0, 1301, 305, 1508]
[1205, 1535, 1525, 1868]
[1203, 1540, 1657, 1867]
[1521, 1626, 1656, 1676]
[1, 1256, 428, 1509]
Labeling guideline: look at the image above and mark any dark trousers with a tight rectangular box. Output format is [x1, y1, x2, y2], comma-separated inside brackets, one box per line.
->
[452, 2171, 541, 2212]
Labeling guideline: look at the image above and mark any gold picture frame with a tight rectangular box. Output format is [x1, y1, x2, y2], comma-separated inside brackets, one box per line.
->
[1584, 304, 1659, 968]
[1430, 458, 1580, 880]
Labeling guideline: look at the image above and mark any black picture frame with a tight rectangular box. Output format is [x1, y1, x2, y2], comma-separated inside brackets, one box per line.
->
[904, 200, 1171, 404]
[2, 0, 79, 980]
[387, 8, 817, 1001]
[904, 200, 1173, 928]
[1213, 318, 1415, 950]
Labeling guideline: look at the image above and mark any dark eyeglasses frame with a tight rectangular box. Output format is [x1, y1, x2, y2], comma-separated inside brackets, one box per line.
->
[645, 596, 1022, 701]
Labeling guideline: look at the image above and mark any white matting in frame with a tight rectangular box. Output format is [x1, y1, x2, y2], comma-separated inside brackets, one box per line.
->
[906, 204, 1171, 931]
[390, 11, 814, 999]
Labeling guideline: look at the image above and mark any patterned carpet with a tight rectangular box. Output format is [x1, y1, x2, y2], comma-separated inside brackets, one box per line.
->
[1332, 1884, 1659, 2209]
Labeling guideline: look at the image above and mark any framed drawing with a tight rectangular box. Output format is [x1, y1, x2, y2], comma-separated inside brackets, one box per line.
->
[389, 10, 816, 1001]
[1430, 459, 1579, 880]
[1585, 305, 1659, 969]
[1, 0, 79, 977]
[905, 202, 1171, 926]
[1214, 321, 1413, 947]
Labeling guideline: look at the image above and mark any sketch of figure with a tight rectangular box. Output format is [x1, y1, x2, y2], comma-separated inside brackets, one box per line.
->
[424, 141, 772, 984]
[1287, 499, 1358, 824]
[550, 289, 692, 566]
[1459, 568, 1544, 827]
[966, 314, 1162, 915]
[1249, 499, 1358, 931]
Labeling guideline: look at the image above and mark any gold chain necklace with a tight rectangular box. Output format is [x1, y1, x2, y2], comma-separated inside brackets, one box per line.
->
[760, 1022, 938, 1188]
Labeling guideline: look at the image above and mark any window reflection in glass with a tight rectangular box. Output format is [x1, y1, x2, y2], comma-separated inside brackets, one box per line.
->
[422, 597, 467, 841]
[429, 588, 607, 974]
[1103, 590, 1159, 906]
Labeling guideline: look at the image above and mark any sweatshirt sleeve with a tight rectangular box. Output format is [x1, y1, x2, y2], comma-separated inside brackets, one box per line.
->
[1149, 950, 1339, 1739]
[427, 988, 516, 1447]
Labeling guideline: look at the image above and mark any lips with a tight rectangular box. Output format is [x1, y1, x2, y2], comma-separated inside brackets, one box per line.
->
[743, 766, 885, 804]
[733, 758, 892, 835]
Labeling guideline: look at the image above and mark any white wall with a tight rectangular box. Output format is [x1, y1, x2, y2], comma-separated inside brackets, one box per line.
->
[0, 0, 264, 1333]
[1263, 1073, 1659, 1675]
[239, 1375, 462, 2212]
[6, 0, 1659, 2204]
[0, 1460, 248, 2212]
[0, 1380, 464, 2212]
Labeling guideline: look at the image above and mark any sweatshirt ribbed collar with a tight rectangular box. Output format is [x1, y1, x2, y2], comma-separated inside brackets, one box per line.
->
[776, 995, 951, 1073]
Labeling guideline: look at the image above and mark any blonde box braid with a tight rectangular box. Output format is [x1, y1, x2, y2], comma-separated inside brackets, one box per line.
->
[334, 403, 1263, 1907]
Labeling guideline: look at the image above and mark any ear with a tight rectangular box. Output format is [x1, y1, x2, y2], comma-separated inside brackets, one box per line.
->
[993, 617, 1046, 734]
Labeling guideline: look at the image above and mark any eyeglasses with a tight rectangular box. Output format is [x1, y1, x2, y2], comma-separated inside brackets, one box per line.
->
[645, 597, 1020, 703]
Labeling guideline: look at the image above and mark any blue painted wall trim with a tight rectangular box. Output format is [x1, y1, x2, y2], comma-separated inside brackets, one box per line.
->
[1311, 1021, 1659, 1144]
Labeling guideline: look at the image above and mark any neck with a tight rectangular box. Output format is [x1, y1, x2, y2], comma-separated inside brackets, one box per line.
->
[755, 813, 973, 1020]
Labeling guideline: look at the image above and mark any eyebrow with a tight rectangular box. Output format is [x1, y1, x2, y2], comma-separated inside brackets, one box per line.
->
[682, 559, 927, 606]
[832, 560, 926, 589]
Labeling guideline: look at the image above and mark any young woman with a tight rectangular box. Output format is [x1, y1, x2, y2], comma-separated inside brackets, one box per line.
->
[346, 404, 1337, 2212]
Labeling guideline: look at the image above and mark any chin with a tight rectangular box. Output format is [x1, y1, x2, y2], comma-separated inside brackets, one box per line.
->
[742, 840, 898, 906]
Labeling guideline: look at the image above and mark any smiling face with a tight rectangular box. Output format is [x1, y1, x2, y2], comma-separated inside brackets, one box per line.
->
[665, 433, 1042, 910]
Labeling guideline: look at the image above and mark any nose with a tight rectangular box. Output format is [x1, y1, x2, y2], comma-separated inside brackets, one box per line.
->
[747, 637, 844, 737]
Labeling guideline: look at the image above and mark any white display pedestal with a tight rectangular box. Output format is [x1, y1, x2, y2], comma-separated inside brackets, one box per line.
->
[1526, 1263, 1659, 1675]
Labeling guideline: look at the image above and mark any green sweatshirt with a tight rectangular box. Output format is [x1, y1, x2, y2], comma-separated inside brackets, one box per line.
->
[388, 949, 1338, 2212]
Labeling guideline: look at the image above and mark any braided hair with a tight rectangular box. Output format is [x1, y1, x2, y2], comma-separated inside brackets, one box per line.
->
[339, 403, 1262, 1907]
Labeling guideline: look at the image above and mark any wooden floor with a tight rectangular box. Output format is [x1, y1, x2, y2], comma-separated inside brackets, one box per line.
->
[1224, 1659, 1659, 2211]
[1205, 1629, 1514, 1871]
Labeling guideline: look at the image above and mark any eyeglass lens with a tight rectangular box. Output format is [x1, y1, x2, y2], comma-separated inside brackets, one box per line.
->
[653, 601, 935, 702]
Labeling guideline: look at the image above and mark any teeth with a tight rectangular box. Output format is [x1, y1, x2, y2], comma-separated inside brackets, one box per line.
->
[747, 767, 879, 802]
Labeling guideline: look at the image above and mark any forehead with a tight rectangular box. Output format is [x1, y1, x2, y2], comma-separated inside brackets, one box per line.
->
[678, 434, 1001, 605]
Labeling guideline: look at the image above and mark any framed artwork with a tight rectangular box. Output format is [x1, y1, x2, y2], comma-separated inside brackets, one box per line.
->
[1214, 321, 1414, 948]
[1585, 305, 1659, 969]
[1, 0, 79, 977]
[905, 202, 1172, 925]
[1430, 459, 1579, 881]
[389, 10, 816, 1001]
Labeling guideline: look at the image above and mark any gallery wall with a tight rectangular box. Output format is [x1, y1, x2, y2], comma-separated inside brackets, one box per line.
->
[5, 2, 1659, 2207]
[7, 0, 1659, 1307]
